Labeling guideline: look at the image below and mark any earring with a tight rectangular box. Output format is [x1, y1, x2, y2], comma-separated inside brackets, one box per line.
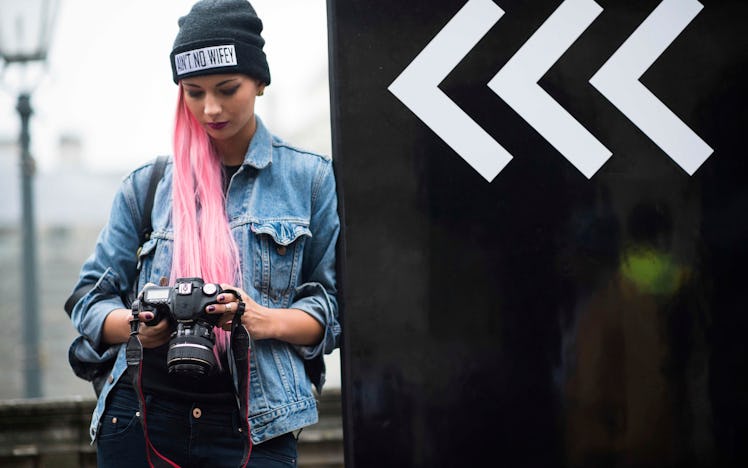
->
[258, 89, 264, 96]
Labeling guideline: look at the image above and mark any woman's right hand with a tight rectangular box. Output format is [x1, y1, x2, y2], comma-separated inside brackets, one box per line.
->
[133, 312, 171, 348]
[102, 308, 171, 348]
[101, 283, 171, 347]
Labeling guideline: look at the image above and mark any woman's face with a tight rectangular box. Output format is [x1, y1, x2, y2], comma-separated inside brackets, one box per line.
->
[181, 73, 265, 143]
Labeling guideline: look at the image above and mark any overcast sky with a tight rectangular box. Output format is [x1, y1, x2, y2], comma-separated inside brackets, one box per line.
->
[0, 0, 330, 174]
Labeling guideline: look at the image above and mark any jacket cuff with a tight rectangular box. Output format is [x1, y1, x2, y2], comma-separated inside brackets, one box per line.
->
[290, 282, 340, 360]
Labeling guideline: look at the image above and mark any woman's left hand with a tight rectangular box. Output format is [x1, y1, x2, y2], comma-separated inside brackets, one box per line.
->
[207, 284, 323, 346]
[206, 285, 276, 340]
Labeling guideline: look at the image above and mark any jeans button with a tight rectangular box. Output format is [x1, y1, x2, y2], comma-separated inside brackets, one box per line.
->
[192, 407, 202, 419]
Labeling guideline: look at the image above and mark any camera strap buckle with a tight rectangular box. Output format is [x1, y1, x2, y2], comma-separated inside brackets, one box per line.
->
[126, 303, 144, 367]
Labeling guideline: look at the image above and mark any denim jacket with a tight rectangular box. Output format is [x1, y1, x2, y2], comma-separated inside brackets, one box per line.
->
[68, 117, 341, 444]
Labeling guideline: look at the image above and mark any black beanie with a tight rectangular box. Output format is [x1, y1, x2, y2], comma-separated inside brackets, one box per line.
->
[170, 0, 271, 85]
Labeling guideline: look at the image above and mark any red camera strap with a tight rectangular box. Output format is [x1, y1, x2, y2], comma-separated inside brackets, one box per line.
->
[230, 301, 253, 467]
[125, 303, 252, 468]
[125, 331, 181, 468]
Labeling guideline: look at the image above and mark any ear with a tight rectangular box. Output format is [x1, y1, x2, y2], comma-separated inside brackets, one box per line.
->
[257, 82, 266, 96]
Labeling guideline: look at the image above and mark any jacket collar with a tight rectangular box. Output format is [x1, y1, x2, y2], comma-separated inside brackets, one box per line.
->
[243, 115, 272, 170]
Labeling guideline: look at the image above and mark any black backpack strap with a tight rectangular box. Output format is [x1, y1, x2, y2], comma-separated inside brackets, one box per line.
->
[63, 155, 168, 317]
[63, 284, 93, 318]
[139, 155, 168, 246]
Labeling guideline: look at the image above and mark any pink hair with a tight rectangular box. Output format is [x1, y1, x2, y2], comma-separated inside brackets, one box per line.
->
[171, 83, 242, 355]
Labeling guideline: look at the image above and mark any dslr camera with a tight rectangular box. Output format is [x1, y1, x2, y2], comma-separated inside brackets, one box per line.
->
[135, 277, 237, 378]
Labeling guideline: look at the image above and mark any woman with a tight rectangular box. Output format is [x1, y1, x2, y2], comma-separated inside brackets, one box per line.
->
[66, 1, 341, 466]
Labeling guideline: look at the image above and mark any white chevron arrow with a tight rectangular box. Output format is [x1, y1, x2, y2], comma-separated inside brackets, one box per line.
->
[590, 0, 712, 175]
[488, 0, 611, 179]
[388, 0, 511, 183]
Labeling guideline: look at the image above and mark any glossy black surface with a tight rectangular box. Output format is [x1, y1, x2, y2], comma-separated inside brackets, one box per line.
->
[327, 1, 747, 466]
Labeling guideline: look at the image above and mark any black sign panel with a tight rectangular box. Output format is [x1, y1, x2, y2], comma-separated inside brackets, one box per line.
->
[327, 0, 747, 466]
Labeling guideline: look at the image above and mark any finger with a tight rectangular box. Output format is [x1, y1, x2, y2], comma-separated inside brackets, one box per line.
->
[216, 293, 237, 303]
[129, 311, 156, 323]
[139, 319, 169, 334]
[205, 304, 235, 316]
[218, 284, 244, 301]
[139, 311, 155, 322]
[220, 318, 233, 331]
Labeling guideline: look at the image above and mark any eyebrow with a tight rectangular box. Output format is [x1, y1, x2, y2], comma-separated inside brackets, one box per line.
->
[183, 78, 240, 89]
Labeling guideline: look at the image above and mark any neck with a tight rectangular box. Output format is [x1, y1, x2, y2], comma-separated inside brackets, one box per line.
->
[215, 139, 249, 166]
[214, 116, 257, 165]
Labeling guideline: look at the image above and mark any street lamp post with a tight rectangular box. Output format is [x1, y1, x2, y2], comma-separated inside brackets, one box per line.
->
[0, 0, 59, 398]
[16, 93, 41, 397]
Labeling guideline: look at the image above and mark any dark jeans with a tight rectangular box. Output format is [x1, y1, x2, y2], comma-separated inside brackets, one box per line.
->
[96, 385, 298, 467]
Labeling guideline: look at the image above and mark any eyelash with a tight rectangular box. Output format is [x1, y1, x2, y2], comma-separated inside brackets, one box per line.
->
[186, 86, 239, 99]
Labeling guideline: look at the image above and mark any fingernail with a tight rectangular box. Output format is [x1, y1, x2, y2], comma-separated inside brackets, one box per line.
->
[142, 312, 154, 321]
[207, 305, 215, 312]
[217, 295, 225, 302]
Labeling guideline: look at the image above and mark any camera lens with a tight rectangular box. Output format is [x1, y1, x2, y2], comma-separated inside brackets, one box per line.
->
[166, 335, 217, 377]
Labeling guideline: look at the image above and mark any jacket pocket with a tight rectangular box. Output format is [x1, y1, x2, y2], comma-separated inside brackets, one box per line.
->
[250, 220, 311, 305]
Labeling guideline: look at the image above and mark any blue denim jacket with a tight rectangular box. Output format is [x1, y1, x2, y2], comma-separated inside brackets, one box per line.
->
[68, 117, 341, 444]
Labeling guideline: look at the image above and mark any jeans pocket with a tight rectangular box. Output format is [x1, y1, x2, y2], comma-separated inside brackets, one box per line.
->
[97, 404, 141, 441]
[98, 386, 142, 441]
[250, 433, 298, 467]
[96, 396, 148, 467]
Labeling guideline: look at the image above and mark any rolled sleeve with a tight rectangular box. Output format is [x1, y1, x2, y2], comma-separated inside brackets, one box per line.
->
[68, 269, 128, 380]
[290, 159, 341, 361]
[291, 282, 341, 359]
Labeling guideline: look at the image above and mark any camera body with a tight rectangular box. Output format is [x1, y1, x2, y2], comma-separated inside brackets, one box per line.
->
[138, 277, 233, 378]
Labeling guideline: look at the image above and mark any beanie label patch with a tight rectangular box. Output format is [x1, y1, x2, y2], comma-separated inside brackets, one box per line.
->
[174, 44, 237, 76]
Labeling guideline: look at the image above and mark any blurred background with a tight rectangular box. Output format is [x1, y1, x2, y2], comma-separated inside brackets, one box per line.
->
[0, 0, 337, 400]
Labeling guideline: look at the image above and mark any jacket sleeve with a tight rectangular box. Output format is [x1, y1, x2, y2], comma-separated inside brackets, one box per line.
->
[290, 158, 342, 362]
[67, 169, 146, 373]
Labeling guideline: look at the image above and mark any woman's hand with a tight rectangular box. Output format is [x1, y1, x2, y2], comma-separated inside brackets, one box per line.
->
[102, 282, 172, 348]
[207, 286, 274, 340]
[101, 307, 171, 347]
[134, 313, 171, 348]
[208, 285, 323, 346]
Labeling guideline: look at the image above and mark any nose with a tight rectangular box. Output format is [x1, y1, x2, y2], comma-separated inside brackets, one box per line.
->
[204, 93, 221, 118]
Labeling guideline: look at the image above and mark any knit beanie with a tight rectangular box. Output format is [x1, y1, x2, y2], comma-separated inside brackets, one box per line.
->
[170, 0, 271, 85]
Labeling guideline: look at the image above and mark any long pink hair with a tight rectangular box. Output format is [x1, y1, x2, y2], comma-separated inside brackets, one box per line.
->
[171, 82, 242, 354]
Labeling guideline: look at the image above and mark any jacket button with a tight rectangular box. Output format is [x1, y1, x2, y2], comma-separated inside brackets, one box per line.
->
[192, 407, 202, 419]
[276, 246, 287, 256]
